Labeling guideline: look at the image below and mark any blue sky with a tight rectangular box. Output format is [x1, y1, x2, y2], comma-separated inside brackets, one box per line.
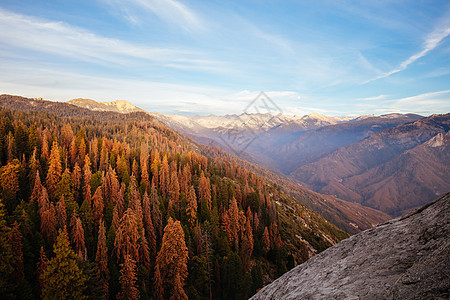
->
[0, 0, 449, 116]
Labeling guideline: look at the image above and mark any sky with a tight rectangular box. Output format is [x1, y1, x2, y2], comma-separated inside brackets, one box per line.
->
[0, 0, 449, 116]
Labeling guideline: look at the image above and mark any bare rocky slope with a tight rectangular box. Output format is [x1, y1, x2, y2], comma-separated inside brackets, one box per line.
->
[251, 192, 450, 300]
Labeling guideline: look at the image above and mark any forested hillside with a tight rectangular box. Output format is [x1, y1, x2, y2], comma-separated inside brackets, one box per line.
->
[0, 95, 348, 299]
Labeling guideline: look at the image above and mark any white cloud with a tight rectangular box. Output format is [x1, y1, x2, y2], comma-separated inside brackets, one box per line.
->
[357, 94, 389, 101]
[355, 90, 450, 115]
[366, 17, 450, 82]
[102, 0, 203, 32]
[0, 8, 217, 69]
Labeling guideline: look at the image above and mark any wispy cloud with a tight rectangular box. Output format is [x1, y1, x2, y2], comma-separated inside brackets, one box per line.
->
[366, 17, 450, 83]
[355, 90, 450, 115]
[357, 94, 389, 101]
[0, 8, 216, 69]
[102, 0, 203, 32]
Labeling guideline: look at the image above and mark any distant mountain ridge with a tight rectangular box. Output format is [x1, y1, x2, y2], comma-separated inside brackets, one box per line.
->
[293, 113, 450, 216]
[68, 98, 145, 114]
[64, 96, 391, 233]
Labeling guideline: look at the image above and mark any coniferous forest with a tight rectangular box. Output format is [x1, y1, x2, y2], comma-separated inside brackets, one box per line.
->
[0, 95, 348, 299]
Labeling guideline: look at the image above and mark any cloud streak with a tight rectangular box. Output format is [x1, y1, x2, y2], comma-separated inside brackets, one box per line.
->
[0, 8, 216, 69]
[366, 17, 450, 83]
[102, 0, 203, 32]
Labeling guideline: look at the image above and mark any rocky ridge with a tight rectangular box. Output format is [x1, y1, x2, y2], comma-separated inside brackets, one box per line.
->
[251, 192, 450, 300]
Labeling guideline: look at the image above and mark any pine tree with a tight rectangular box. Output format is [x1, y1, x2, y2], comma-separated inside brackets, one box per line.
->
[128, 176, 143, 221]
[159, 154, 170, 198]
[186, 186, 197, 227]
[46, 141, 62, 201]
[0, 199, 16, 296]
[92, 186, 104, 227]
[117, 254, 139, 300]
[150, 149, 161, 187]
[150, 183, 162, 240]
[95, 220, 109, 299]
[156, 218, 189, 299]
[71, 216, 86, 259]
[154, 263, 164, 300]
[0, 160, 20, 210]
[169, 170, 180, 212]
[41, 228, 86, 299]
[31, 170, 43, 203]
[83, 155, 92, 203]
[114, 208, 140, 262]
[140, 144, 150, 188]
[56, 196, 67, 229]
[9, 221, 24, 283]
[40, 193, 57, 245]
[240, 217, 253, 271]
[142, 191, 156, 256]
[222, 198, 239, 243]
[198, 171, 212, 211]
[36, 246, 48, 292]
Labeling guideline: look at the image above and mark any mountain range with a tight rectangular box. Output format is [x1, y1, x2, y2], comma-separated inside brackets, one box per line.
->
[67, 97, 450, 221]
[66, 97, 392, 234]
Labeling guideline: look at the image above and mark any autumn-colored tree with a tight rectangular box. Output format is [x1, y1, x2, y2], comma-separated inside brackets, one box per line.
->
[46, 141, 62, 201]
[114, 208, 140, 262]
[142, 191, 156, 256]
[171, 273, 188, 300]
[117, 254, 140, 300]
[168, 170, 180, 216]
[95, 220, 109, 299]
[0, 159, 20, 208]
[198, 171, 212, 210]
[139, 230, 151, 271]
[128, 176, 143, 221]
[56, 196, 67, 230]
[40, 133, 50, 161]
[83, 155, 92, 203]
[150, 183, 163, 240]
[72, 216, 86, 259]
[70, 139, 77, 167]
[156, 218, 189, 299]
[40, 190, 57, 245]
[150, 149, 161, 187]
[140, 144, 150, 188]
[159, 154, 170, 198]
[240, 217, 253, 271]
[103, 166, 120, 206]
[186, 186, 197, 227]
[92, 186, 104, 227]
[36, 246, 48, 292]
[78, 138, 86, 167]
[154, 263, 164, 300]
[41, 228, 86, 299]
[31, 170, 43, 203]
[222, 198, 239, 243]
[72, 162, 82, 199]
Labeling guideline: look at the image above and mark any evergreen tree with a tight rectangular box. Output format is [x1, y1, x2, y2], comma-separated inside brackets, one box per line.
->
[41, 228, 86, 299]
[186, 186, 197, 227]
[96, 220, 109, 299]
[117, 254, 139, 300]
[46, 141, 62, 201]
[114, 208, 140, 262]
[156, 218, 189, 299]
